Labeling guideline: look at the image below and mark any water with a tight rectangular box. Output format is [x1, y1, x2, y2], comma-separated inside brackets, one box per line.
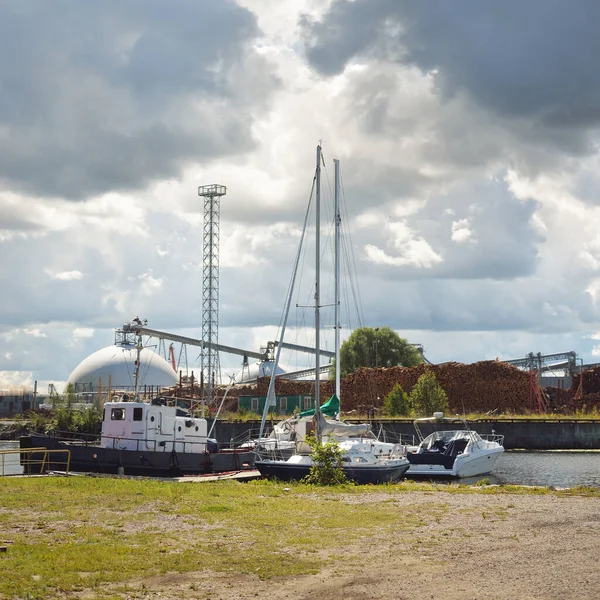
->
[0, 441, 23, 476]
[1, 441, 599, 486]
[479, 450, 600, 488]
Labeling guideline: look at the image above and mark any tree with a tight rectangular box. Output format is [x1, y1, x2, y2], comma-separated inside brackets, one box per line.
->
[338, 326, 423, 377]
[383, 383, 412, 416]
[409, 371, 449, 416]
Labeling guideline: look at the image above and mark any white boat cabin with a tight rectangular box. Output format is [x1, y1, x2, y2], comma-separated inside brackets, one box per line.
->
[100, 399, 209, 453]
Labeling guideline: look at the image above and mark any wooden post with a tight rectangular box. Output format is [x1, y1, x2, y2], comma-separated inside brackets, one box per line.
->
[107, 375, 112, 408]
[97, 377, 103, 411]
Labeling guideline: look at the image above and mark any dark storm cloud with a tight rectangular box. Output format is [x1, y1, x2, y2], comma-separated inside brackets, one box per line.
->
[0, 0, 277, 199]
[302, 0, 600, 142]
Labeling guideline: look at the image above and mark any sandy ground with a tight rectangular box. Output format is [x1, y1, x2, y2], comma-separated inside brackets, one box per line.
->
[113, 490, 599, 600]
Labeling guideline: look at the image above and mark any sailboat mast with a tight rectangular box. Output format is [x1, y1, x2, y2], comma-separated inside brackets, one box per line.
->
[314, 144, 322, 433]
[334, 158, 341, 405]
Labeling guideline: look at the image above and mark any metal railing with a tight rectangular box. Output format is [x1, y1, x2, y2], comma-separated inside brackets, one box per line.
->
[479, 433, 505, 445]
[0, 447, 71, 476]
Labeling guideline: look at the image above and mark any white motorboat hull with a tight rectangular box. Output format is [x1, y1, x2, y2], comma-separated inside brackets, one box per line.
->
[407, 446, 504, 478]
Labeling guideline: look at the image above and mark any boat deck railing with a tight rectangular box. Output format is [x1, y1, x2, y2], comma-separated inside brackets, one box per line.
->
[1, 447, 71, 476]
[369, 425, 417, 447]
[100, 436, 245, 453]
[480, 433, 505, 445]
[31, 430, 250, 453]
[229, 427, 272, 447]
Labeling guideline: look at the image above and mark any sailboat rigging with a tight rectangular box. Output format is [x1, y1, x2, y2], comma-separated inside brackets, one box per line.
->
[253, 145, 410, 484]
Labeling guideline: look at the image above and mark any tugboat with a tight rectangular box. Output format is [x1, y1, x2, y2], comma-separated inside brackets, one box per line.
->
[20, 326, 254, 477]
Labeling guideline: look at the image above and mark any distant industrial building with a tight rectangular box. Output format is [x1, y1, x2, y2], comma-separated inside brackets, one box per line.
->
[0, 390, 42, 417]
[238, 394, 315, 416]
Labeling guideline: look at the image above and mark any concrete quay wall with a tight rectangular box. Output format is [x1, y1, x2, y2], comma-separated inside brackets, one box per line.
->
[210, 419, 600, 450]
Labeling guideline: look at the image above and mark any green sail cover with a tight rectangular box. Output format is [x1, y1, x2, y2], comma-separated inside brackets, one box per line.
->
[298, 394, 340, 418]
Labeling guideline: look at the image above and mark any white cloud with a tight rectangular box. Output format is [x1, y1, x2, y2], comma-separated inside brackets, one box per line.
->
[0, 371, 33, 389]
[73, 328, 94, 340]
[23, 328, 46, 338]
[52, 270, 83, 281]
[364, 238, 443, 268]
[139, 273, 163, 294]
[451, 218, 474, 244]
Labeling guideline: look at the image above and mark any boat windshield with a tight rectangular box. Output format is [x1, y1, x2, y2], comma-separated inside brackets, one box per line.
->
[419, 430, 479, 451]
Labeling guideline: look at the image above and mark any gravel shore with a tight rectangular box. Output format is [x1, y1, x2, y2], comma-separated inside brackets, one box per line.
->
[125, 489, 599, 600]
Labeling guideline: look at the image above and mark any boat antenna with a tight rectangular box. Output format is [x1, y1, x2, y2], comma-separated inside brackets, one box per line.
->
[132, 317, 147, 400]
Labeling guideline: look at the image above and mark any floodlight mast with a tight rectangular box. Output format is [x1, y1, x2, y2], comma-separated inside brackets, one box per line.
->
[198, 184, 227, 416]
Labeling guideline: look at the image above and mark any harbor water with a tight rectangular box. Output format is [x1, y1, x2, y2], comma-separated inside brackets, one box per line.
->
[1, 440, 598, 487]
[0, 441, 23, 476]
[476, 450, 600, 488]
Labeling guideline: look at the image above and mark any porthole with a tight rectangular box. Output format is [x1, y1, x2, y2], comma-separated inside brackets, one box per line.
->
[195, 426, 199, 432]
[178, 426, 182, 432]
[150, 416, 155, 422]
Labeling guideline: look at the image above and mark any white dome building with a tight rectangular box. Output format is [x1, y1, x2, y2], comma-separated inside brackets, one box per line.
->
[235, 360, 286, 383]
[68, 344, 178, 392]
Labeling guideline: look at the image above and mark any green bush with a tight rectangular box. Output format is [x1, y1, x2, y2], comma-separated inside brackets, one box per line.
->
[383, 383, 412, 416]
[302, 434, 348, 485]
[409, 371, 449, 417]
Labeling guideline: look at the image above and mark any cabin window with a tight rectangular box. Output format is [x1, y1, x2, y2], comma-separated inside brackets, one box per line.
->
[133, 407, 143, 421]
[279, 397, 287, 412]
[251, 397, 259, 411]
[111, 408, 125, 420]
[303, 396, 312, 410]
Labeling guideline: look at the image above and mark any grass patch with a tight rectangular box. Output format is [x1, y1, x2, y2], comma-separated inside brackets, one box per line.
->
[0, 477, 597, 598]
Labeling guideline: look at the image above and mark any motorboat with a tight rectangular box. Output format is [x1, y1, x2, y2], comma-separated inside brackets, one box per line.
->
[406, 412, 504, 478]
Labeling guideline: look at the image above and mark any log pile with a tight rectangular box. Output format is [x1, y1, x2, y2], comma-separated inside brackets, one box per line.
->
[340, 361, 531, 413]
[163, 361, 600, 415]
[570, 367, 600, 396]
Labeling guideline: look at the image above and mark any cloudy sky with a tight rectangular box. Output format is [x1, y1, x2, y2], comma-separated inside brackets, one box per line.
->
[3, 0, 600, 391]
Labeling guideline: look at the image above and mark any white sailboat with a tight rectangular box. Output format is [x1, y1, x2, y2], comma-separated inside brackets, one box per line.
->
[254, 146, 410, 484]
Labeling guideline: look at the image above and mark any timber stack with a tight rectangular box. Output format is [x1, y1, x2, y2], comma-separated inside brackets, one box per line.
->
[165, 361, 600, 415]
[571, 366, 600, 396]
[340, 361, 530, 413]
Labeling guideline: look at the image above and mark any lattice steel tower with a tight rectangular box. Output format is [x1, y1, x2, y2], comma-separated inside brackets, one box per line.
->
[198, 184, 226, 409]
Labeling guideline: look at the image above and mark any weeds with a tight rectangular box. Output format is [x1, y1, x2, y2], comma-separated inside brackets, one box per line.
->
[0, 476, 597, 598]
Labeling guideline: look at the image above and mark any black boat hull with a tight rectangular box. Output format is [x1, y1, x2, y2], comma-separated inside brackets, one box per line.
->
[20, 435, 254, 477]
[254, 460, 410, 485]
